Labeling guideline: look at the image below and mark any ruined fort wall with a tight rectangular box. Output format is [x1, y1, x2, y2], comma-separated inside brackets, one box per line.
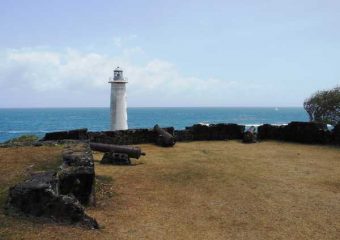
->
[41, 122, 340, 145]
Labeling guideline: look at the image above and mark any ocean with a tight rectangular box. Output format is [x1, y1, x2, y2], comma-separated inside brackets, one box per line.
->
[0, 107, 308, 142]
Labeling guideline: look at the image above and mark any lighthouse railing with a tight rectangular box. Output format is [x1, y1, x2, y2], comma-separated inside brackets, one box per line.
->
[109, 77, 128, 83]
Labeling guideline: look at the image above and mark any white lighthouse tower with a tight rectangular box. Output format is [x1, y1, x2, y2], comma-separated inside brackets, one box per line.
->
[109, 66, 128, 130]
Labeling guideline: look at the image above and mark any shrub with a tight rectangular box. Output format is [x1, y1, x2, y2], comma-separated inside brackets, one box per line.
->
[303, 86, 340, 126]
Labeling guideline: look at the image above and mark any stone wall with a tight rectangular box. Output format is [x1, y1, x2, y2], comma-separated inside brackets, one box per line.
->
[257, 124, 283, 140]
[174, 129, 194, 142]
[59, 143, 95, 205]
[174, 124, 245, 141]
[87, 127, 174, 145]
[283, 122, 330, 144]
[87, 124, 245, 143]
[5, 142, 98, 229]
[41, 122, 340, 145]
[258, 122, 333, 144]
[43, 128, 88, 141]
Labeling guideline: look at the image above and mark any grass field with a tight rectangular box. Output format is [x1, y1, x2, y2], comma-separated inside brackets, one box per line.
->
[0, 141, 340, 240]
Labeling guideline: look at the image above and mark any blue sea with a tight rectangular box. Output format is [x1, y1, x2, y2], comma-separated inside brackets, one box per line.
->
[0, 107, 308, 142]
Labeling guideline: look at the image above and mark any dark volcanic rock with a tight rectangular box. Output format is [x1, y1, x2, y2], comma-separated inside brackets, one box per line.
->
[188, 123, 245, 141]
[68, 129, 88, 140]
[216, 123, 245, 139]
[42, 128, 88, 141]
[257, 124, 284, 140]
[174, 130, 194, 142]
[62, 144, 94, 167]
[59, 143, 95, 206]
[35, 123, 338, 145]
[4, 141, 98, 228]
[258, 122, 331, 144]
[58, 166, 95, 206]
[88, 127, 174, 145]
[282, 122, 330, 144]
[5, 171, 98, 229]
[190, 124, 212, 140]
[89, 129, 154, 145]
[43, 131, 69, 141]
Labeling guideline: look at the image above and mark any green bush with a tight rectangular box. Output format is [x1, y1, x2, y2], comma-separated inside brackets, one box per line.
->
[304, 86, 340, 126]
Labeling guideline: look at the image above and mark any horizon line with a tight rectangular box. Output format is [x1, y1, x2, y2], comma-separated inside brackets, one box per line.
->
[0, 106, 304, 109]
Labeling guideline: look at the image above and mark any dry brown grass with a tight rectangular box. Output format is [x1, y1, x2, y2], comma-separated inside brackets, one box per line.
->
[0, 141, 340, 240]
[0, 146, 63, 205]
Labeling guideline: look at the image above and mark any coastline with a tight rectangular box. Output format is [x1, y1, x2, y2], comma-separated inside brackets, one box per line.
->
[0, 107, 308, 142]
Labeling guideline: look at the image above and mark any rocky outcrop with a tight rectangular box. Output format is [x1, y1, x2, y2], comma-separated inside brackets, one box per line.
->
[5, 142, 98, 229]
[5, 171, 98, 229]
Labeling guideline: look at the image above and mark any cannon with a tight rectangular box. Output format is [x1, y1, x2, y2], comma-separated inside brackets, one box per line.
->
[89, 143, 145, 159]
[153, 124, 176, 147]
[243, 126, 257, 143]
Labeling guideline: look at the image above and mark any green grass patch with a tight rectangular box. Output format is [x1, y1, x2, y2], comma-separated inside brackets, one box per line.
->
[4, 134, 39, 144]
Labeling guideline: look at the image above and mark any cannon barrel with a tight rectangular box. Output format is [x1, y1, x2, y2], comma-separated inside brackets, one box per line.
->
[154, 124, 176, 147]
[243, 126, 257, 143]
[89, 143, 145, 159]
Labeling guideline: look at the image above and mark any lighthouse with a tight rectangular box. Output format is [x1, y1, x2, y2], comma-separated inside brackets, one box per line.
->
[109, 66, 128, 130]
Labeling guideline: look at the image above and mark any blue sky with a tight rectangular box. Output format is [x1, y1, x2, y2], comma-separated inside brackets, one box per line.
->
[0, 0, 339, 107]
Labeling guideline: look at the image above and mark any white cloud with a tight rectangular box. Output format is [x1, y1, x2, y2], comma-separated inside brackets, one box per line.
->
[0, 46, 241, 107]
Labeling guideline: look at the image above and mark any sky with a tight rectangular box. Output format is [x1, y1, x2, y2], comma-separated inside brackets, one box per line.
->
[0, 0, 339, 108]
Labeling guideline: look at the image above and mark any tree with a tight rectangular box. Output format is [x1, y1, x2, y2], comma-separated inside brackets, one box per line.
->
[303, 86, 340, 126]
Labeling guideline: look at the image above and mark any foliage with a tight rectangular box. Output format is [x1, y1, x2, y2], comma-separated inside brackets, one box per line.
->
[303, 86, 340, 126]
[4, 134, 39, 144]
